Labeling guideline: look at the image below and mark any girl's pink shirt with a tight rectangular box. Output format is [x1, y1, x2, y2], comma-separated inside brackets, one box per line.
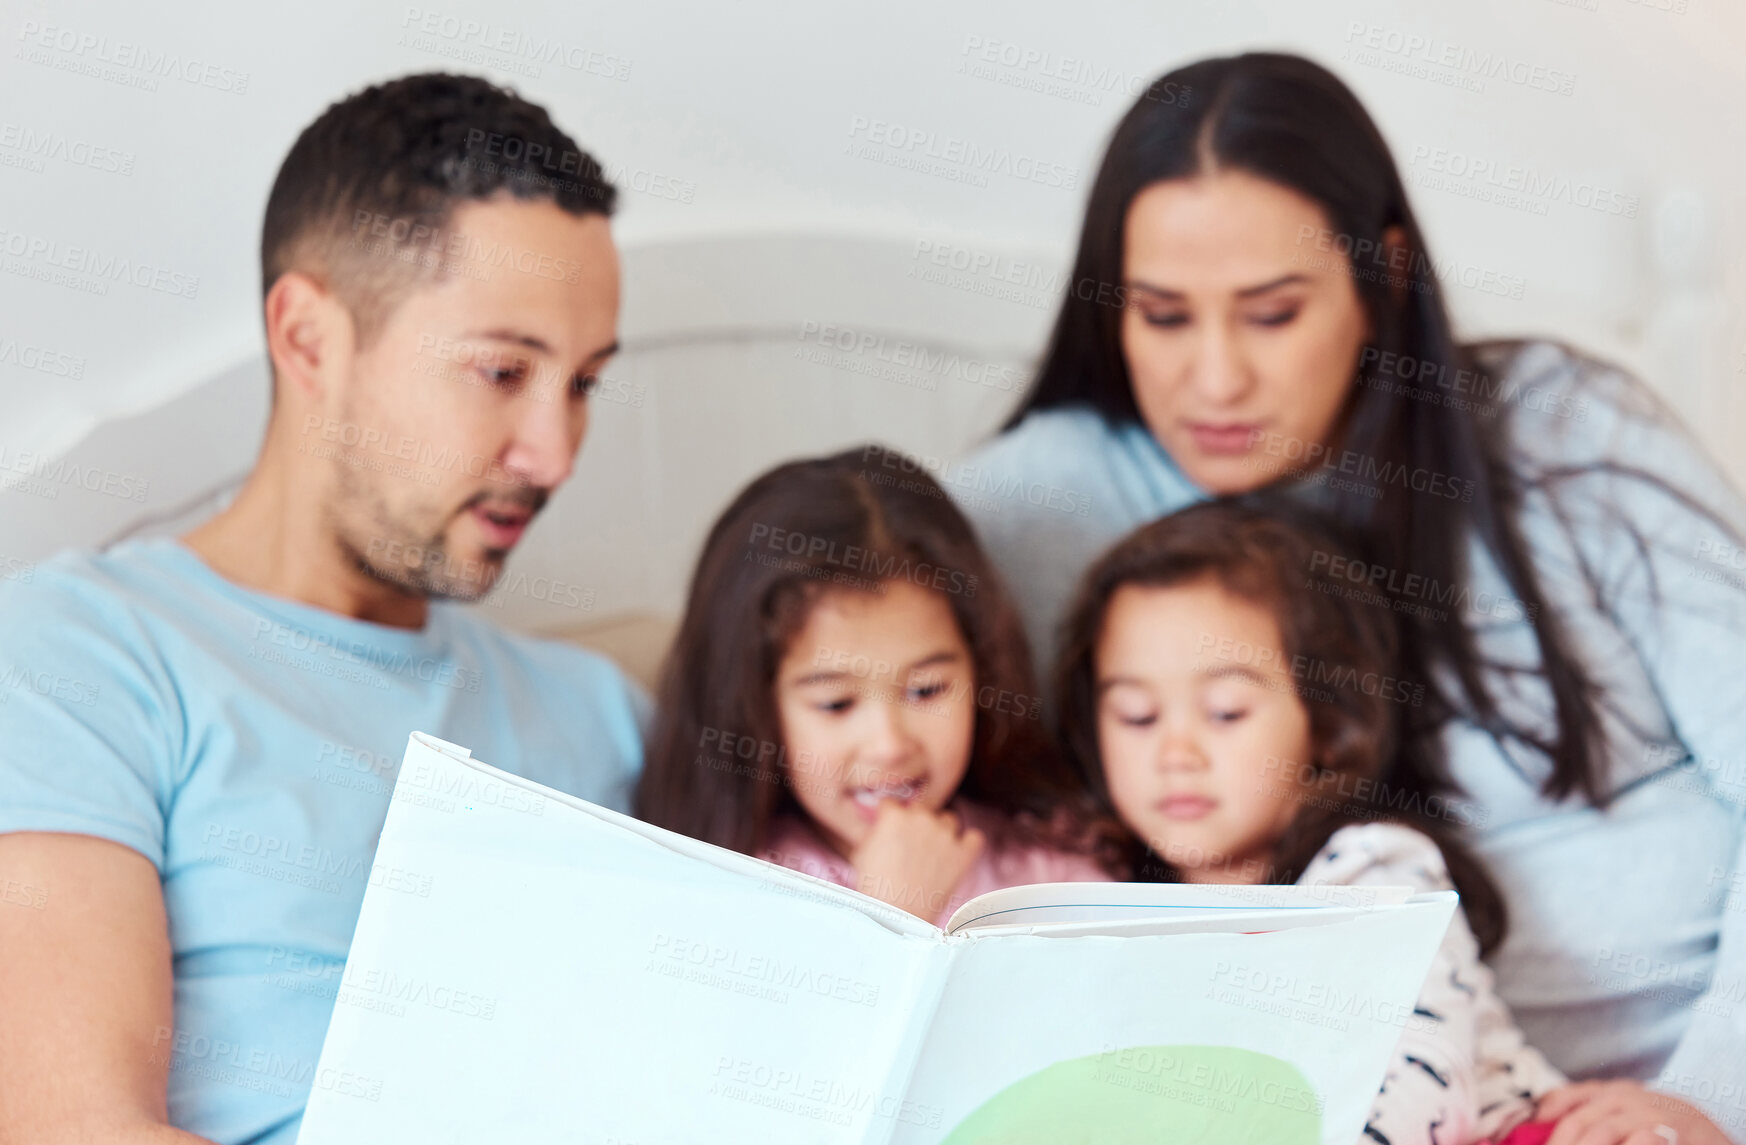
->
[759, 801, 1114, 928]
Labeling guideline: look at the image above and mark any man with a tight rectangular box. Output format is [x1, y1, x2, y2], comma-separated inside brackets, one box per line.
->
[0, 73, 640, 1144]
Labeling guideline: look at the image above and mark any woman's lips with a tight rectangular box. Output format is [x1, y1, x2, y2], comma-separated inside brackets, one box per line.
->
[1157, 795, 1216, 821]
[1186, 423, 1263, 456]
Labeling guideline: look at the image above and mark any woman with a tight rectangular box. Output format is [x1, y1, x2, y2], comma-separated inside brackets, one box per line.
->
[952, 52, 1746, 1144]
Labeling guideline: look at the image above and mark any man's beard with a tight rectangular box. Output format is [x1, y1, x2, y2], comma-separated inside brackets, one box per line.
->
[357, 528, 504, 601]
[331, 468, 514, 602]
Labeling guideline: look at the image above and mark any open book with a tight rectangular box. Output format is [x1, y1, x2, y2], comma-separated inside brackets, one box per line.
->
[297, 732, 1457, 1145]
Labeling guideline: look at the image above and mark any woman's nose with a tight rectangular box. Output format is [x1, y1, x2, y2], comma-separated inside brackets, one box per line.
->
[1189, 323, 1255, 406]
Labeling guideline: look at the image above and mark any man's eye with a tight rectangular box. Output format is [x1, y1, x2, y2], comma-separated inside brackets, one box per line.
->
[482, 361, 529, 387]
[571, 373, 600, 399]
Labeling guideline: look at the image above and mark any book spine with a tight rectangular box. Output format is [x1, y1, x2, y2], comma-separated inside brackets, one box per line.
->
[859, 938, 959, 1145]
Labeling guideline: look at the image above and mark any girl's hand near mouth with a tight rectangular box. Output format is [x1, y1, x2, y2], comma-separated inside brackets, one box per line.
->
[851, 801, 985, 922]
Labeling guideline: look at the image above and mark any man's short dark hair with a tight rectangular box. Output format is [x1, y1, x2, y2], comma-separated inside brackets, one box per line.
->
[260, 72, 616, 351]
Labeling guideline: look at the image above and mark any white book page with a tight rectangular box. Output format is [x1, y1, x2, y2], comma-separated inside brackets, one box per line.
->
[298, 734, 952, 1145]
[888, 896, 1456, 1145]
[945, 881, 1415, 935]
[408, 732, 936, 942]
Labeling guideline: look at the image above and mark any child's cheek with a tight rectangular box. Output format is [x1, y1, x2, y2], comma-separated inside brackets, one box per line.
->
[1106, 768, 1160, 844]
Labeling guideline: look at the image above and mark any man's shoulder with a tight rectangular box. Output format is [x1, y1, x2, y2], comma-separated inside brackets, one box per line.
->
[447, 612, 626, 677]
[441, 610, 648, 718]
[0, 540, 181, 643]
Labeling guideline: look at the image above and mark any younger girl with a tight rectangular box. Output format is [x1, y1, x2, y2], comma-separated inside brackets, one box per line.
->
[636, 445, 1111, 925]
[1054, 499, 1565, 1145]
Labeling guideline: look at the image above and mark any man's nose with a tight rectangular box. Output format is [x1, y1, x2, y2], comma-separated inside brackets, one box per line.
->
[499, 401, 583, 491]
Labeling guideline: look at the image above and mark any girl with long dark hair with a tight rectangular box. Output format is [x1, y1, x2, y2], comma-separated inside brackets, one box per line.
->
[952, 51, 1746, 1142]
[1054, 498, 1566, 1145]
[636, 446, 1111, 925]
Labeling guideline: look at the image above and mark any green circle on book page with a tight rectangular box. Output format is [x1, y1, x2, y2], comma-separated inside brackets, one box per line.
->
[939, 1044, 1321, 1145]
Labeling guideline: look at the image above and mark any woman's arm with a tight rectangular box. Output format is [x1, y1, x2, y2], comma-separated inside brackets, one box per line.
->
[1524, 352, 1746, 1134]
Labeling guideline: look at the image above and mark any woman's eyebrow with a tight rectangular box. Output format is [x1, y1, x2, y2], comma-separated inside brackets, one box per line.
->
[1125, 279, 1183, 301]
[1234, 273, 1310, 298]
[1125, 274, 1310, 300]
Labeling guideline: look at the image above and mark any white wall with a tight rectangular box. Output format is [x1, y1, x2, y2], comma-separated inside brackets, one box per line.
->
[3, 0, 1742, 628]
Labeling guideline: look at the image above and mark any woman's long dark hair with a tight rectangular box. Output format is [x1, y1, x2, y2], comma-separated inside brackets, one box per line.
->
[1054, 499, 1508, 953]
[636, 445, 1104, 859]
[1013, 51, 1631, 806]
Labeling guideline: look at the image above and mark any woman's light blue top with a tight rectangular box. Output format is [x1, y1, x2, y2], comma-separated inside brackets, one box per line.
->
[951, 340, 1746, 1131]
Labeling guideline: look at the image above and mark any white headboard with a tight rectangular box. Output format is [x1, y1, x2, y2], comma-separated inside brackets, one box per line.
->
[5, 216, 1726, 636]
[0, 232, 1061, 632]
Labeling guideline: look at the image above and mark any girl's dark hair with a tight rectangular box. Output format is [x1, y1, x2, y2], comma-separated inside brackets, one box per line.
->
[636, 445, 1102, 860]
[1008, 50, 1654, 809]
[1054, 498, 1507, 954]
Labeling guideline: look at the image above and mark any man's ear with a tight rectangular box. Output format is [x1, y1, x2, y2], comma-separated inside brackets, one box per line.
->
[264, 270, 350, 405]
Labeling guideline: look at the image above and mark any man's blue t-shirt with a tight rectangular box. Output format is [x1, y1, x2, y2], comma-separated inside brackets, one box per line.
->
[0, 538, 648, 1145]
